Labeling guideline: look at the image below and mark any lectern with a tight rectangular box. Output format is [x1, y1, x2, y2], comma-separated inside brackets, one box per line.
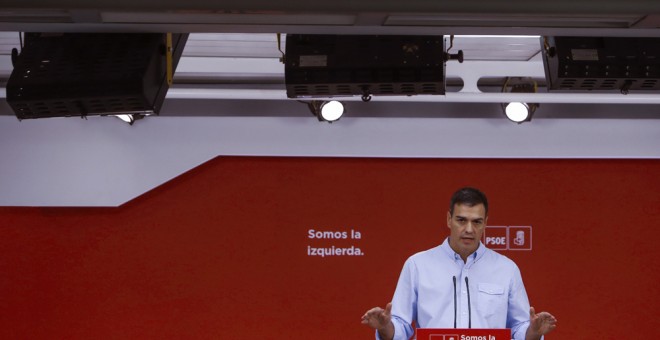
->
[416, 328, 511, 340]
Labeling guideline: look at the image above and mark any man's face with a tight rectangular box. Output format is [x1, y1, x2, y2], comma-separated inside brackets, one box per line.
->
[447, 203, 487, 260]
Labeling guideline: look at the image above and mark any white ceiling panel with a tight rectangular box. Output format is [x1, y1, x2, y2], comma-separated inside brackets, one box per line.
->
[183, 33, 284, 58]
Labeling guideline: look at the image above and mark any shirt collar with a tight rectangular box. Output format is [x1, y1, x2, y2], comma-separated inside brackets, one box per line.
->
[440, 237, 486, 262]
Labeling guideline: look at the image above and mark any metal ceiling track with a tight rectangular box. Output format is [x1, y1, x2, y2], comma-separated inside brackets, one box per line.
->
[1, 0, 660, 104]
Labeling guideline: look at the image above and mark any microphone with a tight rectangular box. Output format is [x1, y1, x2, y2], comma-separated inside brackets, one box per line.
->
[452, 276, 457, 328]
[465, 277, 472, 329]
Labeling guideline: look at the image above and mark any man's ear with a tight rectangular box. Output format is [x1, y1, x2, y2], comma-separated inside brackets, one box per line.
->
[446, 211, 452, 229]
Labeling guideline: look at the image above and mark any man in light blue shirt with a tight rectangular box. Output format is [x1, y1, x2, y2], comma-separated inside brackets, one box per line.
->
[361, 187, 557, 340]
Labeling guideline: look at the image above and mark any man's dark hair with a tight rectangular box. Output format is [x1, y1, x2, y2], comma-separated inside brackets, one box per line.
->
[449, 187, 489, 216]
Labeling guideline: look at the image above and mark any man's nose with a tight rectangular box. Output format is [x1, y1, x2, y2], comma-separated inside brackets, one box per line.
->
[465, 223, 474, 233]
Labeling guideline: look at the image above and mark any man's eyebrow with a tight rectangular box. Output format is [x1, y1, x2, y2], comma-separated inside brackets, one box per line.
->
[455, 215, 484, 221]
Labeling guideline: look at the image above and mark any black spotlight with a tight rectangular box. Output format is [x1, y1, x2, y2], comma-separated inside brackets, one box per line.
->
[542, 36, 660, 93]
[285, 35, 448, 101]
[6, 32, 188, 120]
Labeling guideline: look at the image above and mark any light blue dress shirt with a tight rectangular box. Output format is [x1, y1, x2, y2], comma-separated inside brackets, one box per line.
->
[380, 238, 533, 340]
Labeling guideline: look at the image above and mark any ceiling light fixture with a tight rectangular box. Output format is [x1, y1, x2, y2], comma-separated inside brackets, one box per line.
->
[307, 100, 345, 122]
[113, 113, 147, 125]
[5, 32, 188, 120]
[502, 77, 539, 124]
[542, 36, 660, 93]
[285, 34, 448, 100]
[504, 102, 537, 123]
[115, 114, 134, 124]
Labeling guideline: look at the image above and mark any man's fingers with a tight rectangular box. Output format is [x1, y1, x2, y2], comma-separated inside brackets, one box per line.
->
[361, 306, 386, 322]
[361, 304, 393, 330]
[535, 310, 558, 323]
[364, 307, 382, 316]
[527, 308, 558, 335]
[540, 312, 558, 323]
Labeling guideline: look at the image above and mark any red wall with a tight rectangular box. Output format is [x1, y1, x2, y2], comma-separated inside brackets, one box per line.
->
[1, 157, 658, 338]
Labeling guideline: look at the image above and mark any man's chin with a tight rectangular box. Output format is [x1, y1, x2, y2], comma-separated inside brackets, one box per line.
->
[460, 238, 476, 245]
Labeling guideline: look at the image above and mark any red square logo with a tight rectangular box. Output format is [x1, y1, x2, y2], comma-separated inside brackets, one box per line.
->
[508, 226, 532, 250]
[483, 226, 508, 250]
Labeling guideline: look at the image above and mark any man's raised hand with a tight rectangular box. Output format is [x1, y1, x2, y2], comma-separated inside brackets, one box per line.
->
[361, 302, 392, 329]
[526, 306, 558, 340]
[361, 303, 395, 340]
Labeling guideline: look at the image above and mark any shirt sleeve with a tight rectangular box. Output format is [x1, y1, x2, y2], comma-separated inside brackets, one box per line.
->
[375, 257, 417, 340]
[507, 265, 535, 340]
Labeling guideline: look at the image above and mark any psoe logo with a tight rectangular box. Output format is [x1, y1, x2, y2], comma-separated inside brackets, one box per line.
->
[483, 226, 507, 250]
[482, 226, 532, 251]
[508, 226, 532, 250]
